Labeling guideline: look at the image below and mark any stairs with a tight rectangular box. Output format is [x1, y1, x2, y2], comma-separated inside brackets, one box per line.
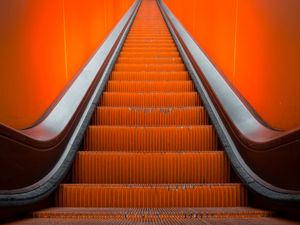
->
[55, 0, 247, 209]
[6, 0, 299, 224]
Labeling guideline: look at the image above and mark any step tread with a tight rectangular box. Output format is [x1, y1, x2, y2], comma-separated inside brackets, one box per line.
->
[15, 218, 300, 225]
[110, 71, 189, 81]
[11, 218, 299, 225]
[34, 207, 273, 219]
[91, 106, 208, 125]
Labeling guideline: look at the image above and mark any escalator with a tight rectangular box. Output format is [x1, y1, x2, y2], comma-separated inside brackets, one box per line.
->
[3, 0, 300, 224]
[56, 0, 247, 209]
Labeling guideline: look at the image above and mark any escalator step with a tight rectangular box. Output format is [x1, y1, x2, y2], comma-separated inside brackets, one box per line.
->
[125, 39, 175, 44]
[106, 81, 194, 92]
[114, 64, 185, 72]
[57, 184, 248, 208]
[10, 217, 298, 225]
[117, 57, 182, 64]
[126, 35, 172, 38]
[121, 47, 178, 53]
[34, 207, 273, 219]
[91, 107, 208, 125]
[72, 152, 230, 184]
[99, 92, 201, 107]
[119, 52, 180, 58]
[123, 43, 176, 48]
[110, 71, 190, 81]
[83, 126, 217, 152]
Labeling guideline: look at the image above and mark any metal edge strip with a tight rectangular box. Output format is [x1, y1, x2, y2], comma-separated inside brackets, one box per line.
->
[158, 0, 300, 202]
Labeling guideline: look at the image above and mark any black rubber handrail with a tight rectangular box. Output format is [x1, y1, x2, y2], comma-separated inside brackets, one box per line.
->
[0, 0, 141, 207]
[159, 0, 300, 203]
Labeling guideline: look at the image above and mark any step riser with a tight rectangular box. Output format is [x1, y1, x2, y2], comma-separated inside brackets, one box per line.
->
[125, 39, 173, 43]
[110, 72, 190, 81]
[117, 58, 182, 64]
[119, 52, 180, 58]
[121, 48, 178, 53]
[106, 81, 194, 92]
[57, 185, 247, 208]
[123, 44, 175, 48]
[83, 126, 217, 152]
[125, 40, 174, 44]
[129, 28, 169, 31]
[126, 35, 171, 37]
[130, 27, 170, 31]
[125, 33, 171, 36]
[114, 64, 185, 72]
[91, 107, 208, 126]
[73, 152, 230, 184]
[100, 93, 201, 107]
[128, 27, 168, 29]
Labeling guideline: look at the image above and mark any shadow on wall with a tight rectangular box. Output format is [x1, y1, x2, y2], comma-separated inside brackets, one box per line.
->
[163, 0, 300, 130]
[0, 0, 134, 129]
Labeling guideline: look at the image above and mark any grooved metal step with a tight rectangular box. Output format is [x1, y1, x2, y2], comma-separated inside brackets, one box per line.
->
[34, 207, 272, 220]
[57, 183, 247, 207]
[73, 151, 230, 184]
[83, 126, 217, 152]
[106, 81, 194, 92]
[91, 107, 208, 125]
[110, 71, 190, 81]
[99, 92, 201, 107]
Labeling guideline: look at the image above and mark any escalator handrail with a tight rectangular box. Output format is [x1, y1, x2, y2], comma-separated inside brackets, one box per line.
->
[159, 0, 300, 202]
[0, 0, 141, 206]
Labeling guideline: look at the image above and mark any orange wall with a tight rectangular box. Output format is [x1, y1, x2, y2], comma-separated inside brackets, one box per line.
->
[164, 0, 300, 130]
[0, 0, 134, 129]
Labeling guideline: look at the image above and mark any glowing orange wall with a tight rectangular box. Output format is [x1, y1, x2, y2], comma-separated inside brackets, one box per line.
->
[0, 0, 134, 129]
[164, 0, 300, 130]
